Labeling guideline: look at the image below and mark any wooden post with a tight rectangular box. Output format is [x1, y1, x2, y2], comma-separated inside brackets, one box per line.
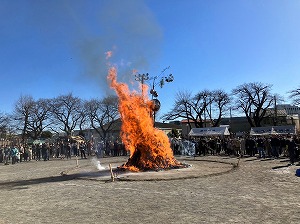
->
[109, 163, 115, 182]
[236, 157, 240, 167]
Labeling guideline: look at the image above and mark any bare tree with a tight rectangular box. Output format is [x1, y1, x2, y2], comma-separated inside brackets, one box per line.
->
[0, 112, 9, 129]
[232, 82, 274, 127]
[26, 98, 52, 140]
[13, 95, 35, 144]
[161, 91, 201, 129]
[162, 89, 230, 128]
[288, 87, 300, 105]
[50, 93, 82, 137]
[0, 112, 10, 140]
[192, 90, 213, 127]
[77, 101, 89, 134]
[84, 95, 119, 143]
[209, 90, 231, 127]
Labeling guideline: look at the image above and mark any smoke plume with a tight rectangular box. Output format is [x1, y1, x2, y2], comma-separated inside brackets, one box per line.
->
[5, 0, 163, 95]
[75, 0, 163, 94]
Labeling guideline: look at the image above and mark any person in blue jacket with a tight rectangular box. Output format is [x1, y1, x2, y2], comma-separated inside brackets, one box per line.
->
[10, 146, 19, 164]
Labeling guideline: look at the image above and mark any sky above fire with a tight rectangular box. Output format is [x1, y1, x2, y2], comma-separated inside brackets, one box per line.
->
[1, 0, 300, 119]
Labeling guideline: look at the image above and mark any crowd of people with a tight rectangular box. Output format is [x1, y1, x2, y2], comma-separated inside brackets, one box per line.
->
[0, 141, 90, 165]
[0, 138, 129, 165]
[171, 134, 300, 165]
[1, 135, 299, 166]
[94, 140, 127, 158]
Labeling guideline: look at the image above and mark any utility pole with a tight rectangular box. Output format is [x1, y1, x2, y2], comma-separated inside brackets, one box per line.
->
[274, 95, 277, 126]
[135, 73, 149, 97]
[135, 67, 174, 127]
[203, 94, 207, 128]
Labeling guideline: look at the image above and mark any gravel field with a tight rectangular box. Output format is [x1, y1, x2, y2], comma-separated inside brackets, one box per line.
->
[0, 156, 299, 224]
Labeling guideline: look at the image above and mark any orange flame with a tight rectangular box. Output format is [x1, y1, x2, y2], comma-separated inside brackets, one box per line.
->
[107, 66, 181, 171]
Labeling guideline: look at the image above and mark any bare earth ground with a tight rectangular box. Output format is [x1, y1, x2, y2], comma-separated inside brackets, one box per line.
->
[0, 155, 299, 224]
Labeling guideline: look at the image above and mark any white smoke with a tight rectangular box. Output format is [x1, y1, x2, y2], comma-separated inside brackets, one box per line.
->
[91, 157, 105, 171]
[74, 0, 164, 93]
[8, 0, 163, 94]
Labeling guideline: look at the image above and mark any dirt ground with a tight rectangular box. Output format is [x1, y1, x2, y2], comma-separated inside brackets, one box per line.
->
[0, 155, 299, 224]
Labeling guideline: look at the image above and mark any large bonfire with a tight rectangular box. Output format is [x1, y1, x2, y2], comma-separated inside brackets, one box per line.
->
[107, 66, 182, 171]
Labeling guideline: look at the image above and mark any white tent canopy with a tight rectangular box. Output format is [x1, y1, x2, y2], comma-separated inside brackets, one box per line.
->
[250, 125, 296, 136]
[188, 127, 230, 137]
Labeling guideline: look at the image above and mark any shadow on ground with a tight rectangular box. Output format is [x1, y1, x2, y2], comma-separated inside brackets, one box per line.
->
[0, 171, 112, 190]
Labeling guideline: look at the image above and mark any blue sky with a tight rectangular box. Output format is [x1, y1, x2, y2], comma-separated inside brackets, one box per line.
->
[1, 0, 300, 119]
